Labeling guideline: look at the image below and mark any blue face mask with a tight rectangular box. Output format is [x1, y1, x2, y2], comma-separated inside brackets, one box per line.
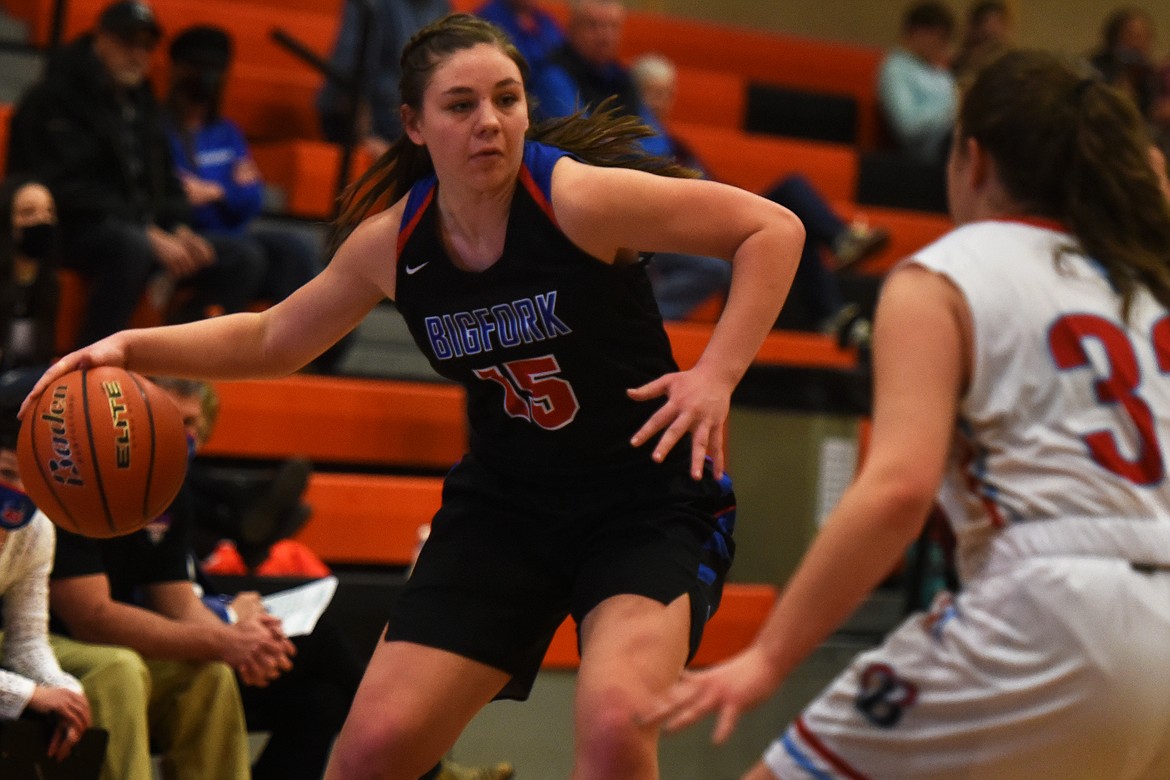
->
[0, 480, 37, 530]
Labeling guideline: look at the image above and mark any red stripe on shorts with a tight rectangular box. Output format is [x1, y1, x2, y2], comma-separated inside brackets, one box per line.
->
[794, 716, 870, 780]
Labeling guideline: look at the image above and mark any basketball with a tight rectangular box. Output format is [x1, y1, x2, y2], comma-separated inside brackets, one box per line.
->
[16, 367, 189, 538]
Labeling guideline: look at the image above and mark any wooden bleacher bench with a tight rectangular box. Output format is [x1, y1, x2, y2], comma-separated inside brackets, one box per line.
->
[203, 374, 467, 469]
[670, 121, 858, 201]
[251, 140, 373, 219]
[671, 66, 746, 130]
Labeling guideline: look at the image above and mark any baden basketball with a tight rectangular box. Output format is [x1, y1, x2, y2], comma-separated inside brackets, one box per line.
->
[17, 367, 188, 538]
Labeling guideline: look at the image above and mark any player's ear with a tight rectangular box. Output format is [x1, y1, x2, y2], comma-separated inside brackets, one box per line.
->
[966, 137, 991, 190]
[402, 105, 425, 146]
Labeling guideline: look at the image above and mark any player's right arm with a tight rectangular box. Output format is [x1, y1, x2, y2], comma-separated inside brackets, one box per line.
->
[645, 264, 970, 742]
[20, 202, 407, 418]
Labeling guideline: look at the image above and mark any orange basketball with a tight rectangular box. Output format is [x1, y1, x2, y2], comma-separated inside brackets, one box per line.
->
[16, 367, 188, 538]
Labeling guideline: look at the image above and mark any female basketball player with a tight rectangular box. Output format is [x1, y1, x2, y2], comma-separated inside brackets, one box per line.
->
[647, 50, 1170, 779]
[22, 14, 804, 780]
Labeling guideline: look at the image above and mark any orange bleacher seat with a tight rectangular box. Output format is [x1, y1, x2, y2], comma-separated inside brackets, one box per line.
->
[220, 64, 322, 143]
[295, 473, 440, 567]
[252, 140, 373, 220]
[666, 322, 856, 373]
[670, 121, 858, 201]
[670, 66, 745, 130]
[204, 375, 468, 469]
[619, 11, 884, 148]
[53, 270, 167, 356]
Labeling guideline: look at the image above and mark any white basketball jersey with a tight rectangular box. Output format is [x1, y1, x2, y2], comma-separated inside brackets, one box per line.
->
[910, 219, 1170, 575]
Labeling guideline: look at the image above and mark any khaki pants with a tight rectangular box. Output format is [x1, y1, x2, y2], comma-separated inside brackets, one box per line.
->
[49, 635, 251, 780]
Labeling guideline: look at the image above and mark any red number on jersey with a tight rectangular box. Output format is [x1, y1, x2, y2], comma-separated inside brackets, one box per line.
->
[1048, 314, 1167, 485]
[473, 354, 580, 431]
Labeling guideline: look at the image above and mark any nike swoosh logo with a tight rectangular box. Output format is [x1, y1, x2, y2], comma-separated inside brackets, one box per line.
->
[405, 262, 429, 275]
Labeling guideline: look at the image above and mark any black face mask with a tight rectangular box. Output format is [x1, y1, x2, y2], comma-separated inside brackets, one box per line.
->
[13, 222, 58, 261]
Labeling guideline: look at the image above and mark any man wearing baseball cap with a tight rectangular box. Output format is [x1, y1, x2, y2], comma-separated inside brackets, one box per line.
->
[6, 0, 264, 353]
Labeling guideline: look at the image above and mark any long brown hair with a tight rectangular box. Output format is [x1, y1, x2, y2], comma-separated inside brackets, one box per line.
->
[328, 13, 695, 256]
[959, 49, 1170, 319]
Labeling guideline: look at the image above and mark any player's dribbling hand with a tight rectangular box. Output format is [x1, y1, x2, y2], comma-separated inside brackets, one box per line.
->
[627, 367, 734, 480]
[18, 336, 130, 420]
[642, 645, 782, 745]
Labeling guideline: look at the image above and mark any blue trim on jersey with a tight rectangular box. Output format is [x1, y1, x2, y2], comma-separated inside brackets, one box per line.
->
[782, 730, 834, 780]
[522, 140, 574, 202]
[930, 602, 958, 639]
[402, 175, 438, 230]
[957, 418, 1018, 525]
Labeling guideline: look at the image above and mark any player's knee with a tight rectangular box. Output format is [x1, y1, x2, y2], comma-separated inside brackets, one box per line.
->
[576, 690, 654, 771]
[330, 707, 437, 780]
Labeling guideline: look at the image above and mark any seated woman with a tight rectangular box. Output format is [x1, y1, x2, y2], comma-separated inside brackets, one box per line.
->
[0, 176, 61, 373]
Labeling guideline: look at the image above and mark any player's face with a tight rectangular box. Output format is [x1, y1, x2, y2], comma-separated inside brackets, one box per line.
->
[404, 44, 529, 193]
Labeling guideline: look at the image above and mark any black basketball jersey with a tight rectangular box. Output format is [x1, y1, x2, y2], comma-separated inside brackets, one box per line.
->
[394, 140, 687, 480]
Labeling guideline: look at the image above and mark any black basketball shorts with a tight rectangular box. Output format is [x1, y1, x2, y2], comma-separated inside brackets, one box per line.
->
[383, 454, 737, 700]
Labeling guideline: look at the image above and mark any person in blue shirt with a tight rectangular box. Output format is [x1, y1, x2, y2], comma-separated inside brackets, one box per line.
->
[164, 26, 322, 310]
[530, 0, 671, 158]
[474, 0, 564, 79]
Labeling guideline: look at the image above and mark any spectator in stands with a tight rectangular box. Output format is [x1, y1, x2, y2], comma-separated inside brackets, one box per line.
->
[6, 0, 265, 348]
[1090, 7, 1170, 134]
[951, 1, 1014, 84]
[163, 25, 352, 373]
[531, 0, 671, 157]
[317, 0, 451, 159]
[165, 28, 320, 312]
[0, 404, 95, 768]
[631, 54, 887, 334]
[48, 432, 294, 780]
[0, 177, 60, 373]
[474, 0, 565, 79]
[877, 1, 958, 165]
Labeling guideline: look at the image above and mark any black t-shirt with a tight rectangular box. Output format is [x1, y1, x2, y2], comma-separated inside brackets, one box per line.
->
[50, 487, 193, 635]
